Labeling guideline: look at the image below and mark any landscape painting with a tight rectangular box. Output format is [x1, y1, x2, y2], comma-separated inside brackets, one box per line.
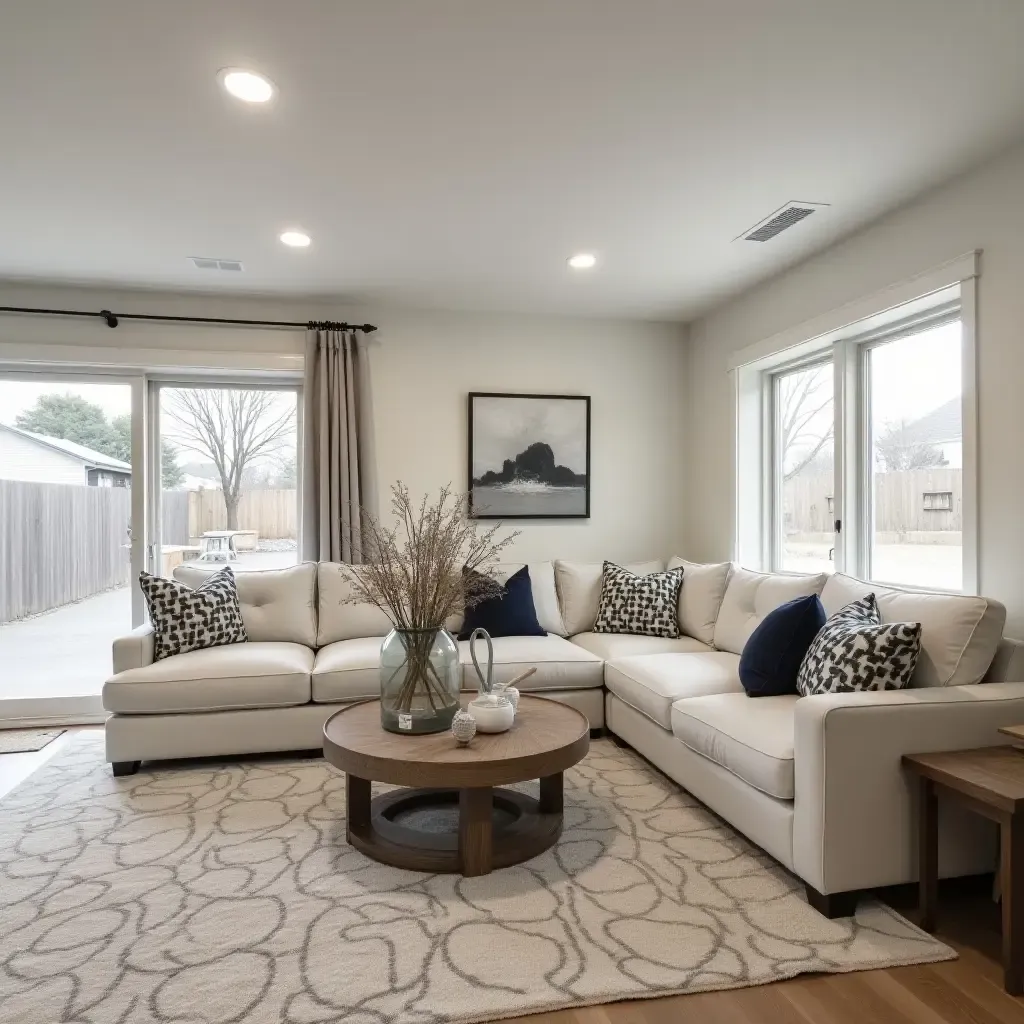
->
[468, 392, 590, 518]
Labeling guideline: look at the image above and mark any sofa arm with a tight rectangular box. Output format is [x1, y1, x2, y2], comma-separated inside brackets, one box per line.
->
[793, 682, 1024, 895]
[112, 624, 155, 675]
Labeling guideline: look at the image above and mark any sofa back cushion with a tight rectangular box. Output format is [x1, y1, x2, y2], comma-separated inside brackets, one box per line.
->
[820, 572, 1005, 687]
[555, 559, 664, 636]
[713, 567, 828, 655]
[317, 563, 395, 645]
[667, 557, 733, 645]
[173, 561, 318, 647]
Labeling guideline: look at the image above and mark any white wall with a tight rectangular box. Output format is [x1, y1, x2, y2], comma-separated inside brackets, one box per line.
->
[0, 429, 85, 485]
[683, 139, 1024, 633]
[0, 284, 686, 564]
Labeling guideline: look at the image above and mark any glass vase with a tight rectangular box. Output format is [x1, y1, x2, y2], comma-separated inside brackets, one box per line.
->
[379, 627, 460, 734]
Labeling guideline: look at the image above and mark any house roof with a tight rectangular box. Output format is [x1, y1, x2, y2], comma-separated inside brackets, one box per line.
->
[0, 423, 131, 473]
[899, 398, 962, 447]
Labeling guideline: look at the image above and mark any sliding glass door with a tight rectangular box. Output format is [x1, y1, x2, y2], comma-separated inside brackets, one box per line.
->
[148, 380, 301, 579]
[0, 371, 145, 722]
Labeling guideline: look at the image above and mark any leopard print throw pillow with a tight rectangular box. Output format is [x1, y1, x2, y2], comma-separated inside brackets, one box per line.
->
[593, 561, 684, 637]
[796, 593, 921, 696]
[139, 567, 247, 661]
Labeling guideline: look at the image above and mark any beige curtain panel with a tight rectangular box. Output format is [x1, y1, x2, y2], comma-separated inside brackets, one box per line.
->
[301, 327, 378, 562]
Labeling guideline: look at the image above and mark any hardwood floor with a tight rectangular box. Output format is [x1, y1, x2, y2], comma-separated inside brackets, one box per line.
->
[1, 730, 1021, 1023]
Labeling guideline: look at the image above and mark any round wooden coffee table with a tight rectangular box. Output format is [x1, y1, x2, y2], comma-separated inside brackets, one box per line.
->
[323, 695, 590, 877]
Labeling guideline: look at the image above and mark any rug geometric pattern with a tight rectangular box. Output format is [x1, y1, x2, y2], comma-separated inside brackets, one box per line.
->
[0, 734, 954, 1024]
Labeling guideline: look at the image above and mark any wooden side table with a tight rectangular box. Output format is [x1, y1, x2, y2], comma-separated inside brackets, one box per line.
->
[903, 744, 1024, 994]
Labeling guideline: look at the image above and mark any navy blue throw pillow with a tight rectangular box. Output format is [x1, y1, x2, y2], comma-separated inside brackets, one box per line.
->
[458, 565, 546, 640]
[739, 595, 826, 697]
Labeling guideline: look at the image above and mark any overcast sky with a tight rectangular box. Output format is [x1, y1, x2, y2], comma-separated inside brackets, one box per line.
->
[472, 396, 587, 477]
[0, 381, 131, 425]
[784, 320, 961, 472]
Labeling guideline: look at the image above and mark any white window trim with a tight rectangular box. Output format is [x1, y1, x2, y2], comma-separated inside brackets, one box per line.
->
[765, 352, 835, 576]
[733, 251, 980, 594]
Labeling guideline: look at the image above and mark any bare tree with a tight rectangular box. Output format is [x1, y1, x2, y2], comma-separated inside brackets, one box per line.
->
[875, 420, 948, 471]
[779, 367, 833, 481]
[166, 389, 295, 529]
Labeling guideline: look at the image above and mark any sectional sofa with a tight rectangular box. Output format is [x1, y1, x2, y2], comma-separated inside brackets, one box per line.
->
[104, 557, 1024, 916]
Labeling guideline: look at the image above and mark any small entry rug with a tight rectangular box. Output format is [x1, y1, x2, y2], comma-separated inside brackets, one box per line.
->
[0, 734, 954, 1024]
[0, 727, 65, 754]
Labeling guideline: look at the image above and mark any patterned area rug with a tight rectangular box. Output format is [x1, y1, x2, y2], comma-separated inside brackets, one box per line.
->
[0, 734, 953, 1024]
[0, 728, 65, 754]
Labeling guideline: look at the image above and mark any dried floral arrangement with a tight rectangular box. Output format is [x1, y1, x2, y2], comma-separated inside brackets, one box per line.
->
[341, 483, 519, 716]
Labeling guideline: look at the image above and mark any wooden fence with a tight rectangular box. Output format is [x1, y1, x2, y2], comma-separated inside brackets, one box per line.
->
[185, 488, 297, 541]
[0, 479, 132, 624]
[161, 490, 190, 546]
[784, 469, 962, 535]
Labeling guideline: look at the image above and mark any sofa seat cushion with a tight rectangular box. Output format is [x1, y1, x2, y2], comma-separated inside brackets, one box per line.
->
[670, 693, 797, 800]
[604, 652, 743, 729]
[571, 632, 712, 660]
[312, 637, 386, 703]
[103, 642, 313, 714]
[459, 634, 603, 692]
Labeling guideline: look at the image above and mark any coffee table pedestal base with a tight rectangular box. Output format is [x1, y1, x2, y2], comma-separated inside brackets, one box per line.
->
[346, 776, 563, 876]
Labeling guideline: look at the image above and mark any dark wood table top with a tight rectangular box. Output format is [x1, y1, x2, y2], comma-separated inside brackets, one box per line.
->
[903, 745, 1024, 814]
[324, 694, 590, 789]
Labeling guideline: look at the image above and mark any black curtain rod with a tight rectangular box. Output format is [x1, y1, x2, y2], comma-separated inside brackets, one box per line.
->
[0, 305, 377, 333]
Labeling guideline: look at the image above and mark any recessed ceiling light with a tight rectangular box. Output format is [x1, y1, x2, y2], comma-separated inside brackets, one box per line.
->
[279, 230, 311, 248]
[219, 68, 275, 103]
[567, 253, 597, 270]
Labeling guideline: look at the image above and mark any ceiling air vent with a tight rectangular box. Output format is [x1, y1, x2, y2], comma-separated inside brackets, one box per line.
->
[737, 201, 829, 242]
[190, 257, 244, 271]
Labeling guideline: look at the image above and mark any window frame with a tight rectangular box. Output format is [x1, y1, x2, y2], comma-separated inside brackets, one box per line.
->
[854, 302, 964, 592]
[733, 255, 979, 595]
[766, 352, 836, 576]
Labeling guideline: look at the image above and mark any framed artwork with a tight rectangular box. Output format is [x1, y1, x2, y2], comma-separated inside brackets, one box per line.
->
[468, 392, 591, 519]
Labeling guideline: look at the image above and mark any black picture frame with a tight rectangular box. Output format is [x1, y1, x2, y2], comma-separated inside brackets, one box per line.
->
[468, 392, 591, 519]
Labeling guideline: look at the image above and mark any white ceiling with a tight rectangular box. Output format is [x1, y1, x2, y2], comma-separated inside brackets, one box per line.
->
[3, 0, 1024, 321]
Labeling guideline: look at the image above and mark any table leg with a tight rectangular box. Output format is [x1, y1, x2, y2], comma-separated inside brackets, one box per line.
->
[459, 787, 493, 876]
[1001, 813, 1024, 995]
[539, 771, 563, 814]
[918, 776, 938, 932]
[346, 774, 371, 840]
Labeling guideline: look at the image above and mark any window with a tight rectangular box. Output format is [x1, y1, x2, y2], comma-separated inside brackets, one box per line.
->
[865, 320, 962, 590]
[770, 359, 834, 574]
[922, 491, 953, 512]
[738, 266, 976, 593]
[151, 382, 301, 579]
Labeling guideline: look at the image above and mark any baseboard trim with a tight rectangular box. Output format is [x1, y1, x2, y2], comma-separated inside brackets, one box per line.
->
[0, 713, 106, 729]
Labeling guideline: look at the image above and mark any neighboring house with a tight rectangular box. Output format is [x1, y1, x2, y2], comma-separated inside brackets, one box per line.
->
[898, 397, 963, 468]
[0, 423, 131, 486]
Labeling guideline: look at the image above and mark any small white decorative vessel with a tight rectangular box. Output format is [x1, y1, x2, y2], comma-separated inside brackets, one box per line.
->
[468, 693, 515, 733]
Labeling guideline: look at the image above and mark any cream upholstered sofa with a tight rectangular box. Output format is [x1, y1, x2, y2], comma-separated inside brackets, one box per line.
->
[104, 561, 605, 771]
[104, 557, 1024, 917]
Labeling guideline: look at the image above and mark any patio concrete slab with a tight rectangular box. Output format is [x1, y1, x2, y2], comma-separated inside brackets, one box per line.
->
[0, 551, 299, 701]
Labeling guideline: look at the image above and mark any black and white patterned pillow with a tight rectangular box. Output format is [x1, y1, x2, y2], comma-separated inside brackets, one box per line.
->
[796, 593, 921, 696]
[594, 561, 684, 637]
[139, 568, 247, 661]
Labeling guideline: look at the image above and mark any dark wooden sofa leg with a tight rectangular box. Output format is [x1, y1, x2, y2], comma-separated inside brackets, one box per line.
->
[610, 733, 631, 749]
[112, 761, 141, 778]
[805, 884, 860, 919]
[590, 727, 605, 739]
